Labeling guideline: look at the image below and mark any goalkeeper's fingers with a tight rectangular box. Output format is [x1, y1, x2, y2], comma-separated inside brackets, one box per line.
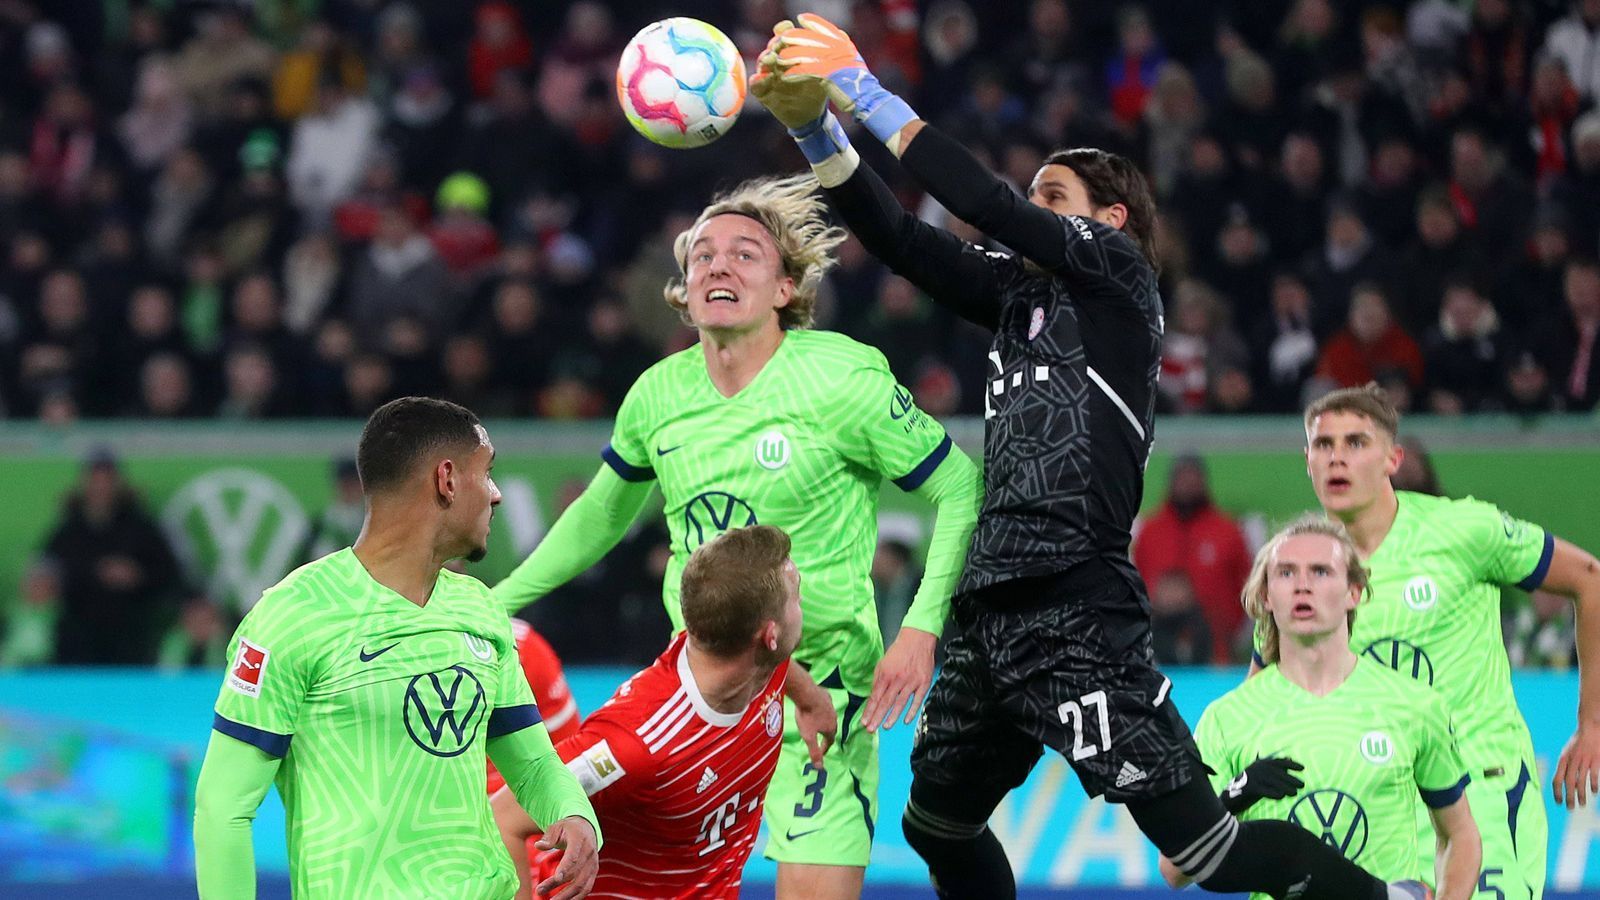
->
[795, 12, 851, 42]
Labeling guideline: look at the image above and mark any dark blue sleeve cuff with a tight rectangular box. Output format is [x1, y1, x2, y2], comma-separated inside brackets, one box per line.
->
[1251, 650, 1266, 669]
[601, 444, 655, 483]
[1419, 773, 1471, 809]
[214, 713, 291, 758]
[1516, 530, 1556, 590]
[893, 434, 954, 491]
[488, 704, 544, 739]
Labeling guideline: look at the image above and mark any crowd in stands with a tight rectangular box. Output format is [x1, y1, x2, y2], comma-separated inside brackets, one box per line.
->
[0, 0, 1594, 667]
[0, 0, 1598, 422]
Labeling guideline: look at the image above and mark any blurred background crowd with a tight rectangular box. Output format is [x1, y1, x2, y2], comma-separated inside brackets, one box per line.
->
[0, 0, 1592, 668]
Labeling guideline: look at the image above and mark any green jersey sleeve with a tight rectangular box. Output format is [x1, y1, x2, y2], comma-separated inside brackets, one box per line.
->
[1457, 496, 1555, 591]
[1192, 702, 1235, 796]
[827, 351, 951, 490]
[211, 591, 319, 757]
[1413, 687, 1471, 808]
[601, 373, 658, 483]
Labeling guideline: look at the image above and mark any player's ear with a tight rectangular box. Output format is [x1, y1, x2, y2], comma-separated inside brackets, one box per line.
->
[760, 620, 779, 653]
[774, 276, 794, 310]
[1384, 436, 1404, 478]
[1095, 202, 1128, 231]
[434, 459, 455, 506]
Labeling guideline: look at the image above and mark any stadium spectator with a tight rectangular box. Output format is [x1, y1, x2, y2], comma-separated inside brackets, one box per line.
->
[1149, 569, 1213, 666]
[134, 352, 202, 418]
[347, 204, 454, 351]
[286, 78, 380, 226]
[1305, 201, 1399, 337]
[1394, 434, 1444, 496]
[300, 457, 365, 566]
[40, 449, 187, 664]
[0, 560, 61, 667]
[1134, 453, 1253, 663]
[1553, 112, 1600, 252]
[1423, 276, 1512, 414]
[1251, 271, 1321, 412]
[1158, 279, 1249, 414]
[1529, 256, 1600, 411]
[176, 6, 276, 120]
[1542, 0, 1600, 102]
[467, 1, 533, 101]
[872, 539, 922, 648]
[1314, 282, 1424, 391]
[1499, 206, 1573, 335]
[1508, 589, 1579, 669]
[1463, 0, 1530, 116]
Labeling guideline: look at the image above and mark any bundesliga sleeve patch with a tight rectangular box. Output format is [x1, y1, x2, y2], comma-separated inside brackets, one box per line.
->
[567, 739, 627, 796]
[227, 638, 271, 698]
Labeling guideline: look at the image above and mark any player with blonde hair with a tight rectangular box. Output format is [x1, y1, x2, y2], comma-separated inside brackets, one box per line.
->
[493, 172, 983, 899]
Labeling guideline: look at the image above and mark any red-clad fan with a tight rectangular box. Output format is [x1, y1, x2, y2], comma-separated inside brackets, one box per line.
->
[492, 525, 837, 900]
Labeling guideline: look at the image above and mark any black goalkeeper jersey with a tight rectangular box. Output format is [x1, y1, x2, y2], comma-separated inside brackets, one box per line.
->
[826, 126, 1163, 595]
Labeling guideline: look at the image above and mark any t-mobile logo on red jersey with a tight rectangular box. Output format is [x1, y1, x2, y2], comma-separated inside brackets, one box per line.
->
[227, 638, 271, 698]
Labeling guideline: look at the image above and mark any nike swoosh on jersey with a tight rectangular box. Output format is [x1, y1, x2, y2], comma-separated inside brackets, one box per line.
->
[656, 445, 683, 456]
[785, 826, 824, 841]
[359, 642, 400, 662]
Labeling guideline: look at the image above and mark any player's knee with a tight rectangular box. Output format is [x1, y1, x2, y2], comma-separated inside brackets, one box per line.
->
[902, 797, 985, 858]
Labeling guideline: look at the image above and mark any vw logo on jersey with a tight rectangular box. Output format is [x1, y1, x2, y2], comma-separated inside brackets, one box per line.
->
[754, 430, 791, 470]
[1403, 576, 1439, 611]
[463, 633, 495, 662]
[683, 491, 758, 553]
[1359, 730, 1394, 765]
[1362, 638, 1436, 685]
[1027, 306, 1046, 341]
[1289, 789, 1369, 857]
[403, 665, 487, 757]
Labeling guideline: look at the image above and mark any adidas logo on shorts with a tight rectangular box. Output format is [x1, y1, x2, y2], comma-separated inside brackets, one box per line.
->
[696, 767, 718, 794]
[1115, 760, 1148, 788]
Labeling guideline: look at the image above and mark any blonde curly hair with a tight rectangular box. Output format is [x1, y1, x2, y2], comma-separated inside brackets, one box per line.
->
[1244, 515, 1370, 665]
[664, 173, 846, 330]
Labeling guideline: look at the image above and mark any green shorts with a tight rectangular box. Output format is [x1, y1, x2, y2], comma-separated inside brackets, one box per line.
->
[762, 684, 879, 867]
[1469, 759, 1547, 900]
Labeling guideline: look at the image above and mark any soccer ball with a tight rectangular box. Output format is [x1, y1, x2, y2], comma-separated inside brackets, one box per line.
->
[616, 17, 746, 149]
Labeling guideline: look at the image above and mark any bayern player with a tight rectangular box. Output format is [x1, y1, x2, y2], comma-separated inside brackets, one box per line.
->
[1269, 384, 1600, 900]
[490, 172, 982, 897]
[492, 525, 821, 899]
[754, 13, 1423, 900]
[1169, 517, 1480, 898]
[194, 397, 599, 900]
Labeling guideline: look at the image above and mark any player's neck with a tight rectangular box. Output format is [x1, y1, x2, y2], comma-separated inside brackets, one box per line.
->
[699, 325, 784, 398]
[352, 509, 446, 606]
[1276, 638, 1358, 697]
[684, 639, 771, 715]
[1335, 486, 1400, 560]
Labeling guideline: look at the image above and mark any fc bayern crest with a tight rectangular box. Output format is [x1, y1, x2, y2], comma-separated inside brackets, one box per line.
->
[763, 698, 783, 737]
[1027, 307, 1046, 340]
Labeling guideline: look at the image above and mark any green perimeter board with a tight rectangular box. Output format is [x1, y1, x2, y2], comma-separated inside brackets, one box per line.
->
[0, 419, 1594, 619]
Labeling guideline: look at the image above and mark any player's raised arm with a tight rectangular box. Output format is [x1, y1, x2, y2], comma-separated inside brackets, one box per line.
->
[762, 14, 1145, 281]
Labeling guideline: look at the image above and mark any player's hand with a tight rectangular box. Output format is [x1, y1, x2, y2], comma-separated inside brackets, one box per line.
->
[862, 627, 936, 732]
[750, 20, 828, 129]
[792, 680, 838, 768]
[534, 816, 599, 900]
[767, 13, 876, 119]
[1553, 721, 1600, 808]
[1219, 756, 1304, 814]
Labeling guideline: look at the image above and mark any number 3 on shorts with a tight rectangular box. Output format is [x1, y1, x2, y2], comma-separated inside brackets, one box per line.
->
[1059, 690, 1113, 761]
[793, 762, 827, 818]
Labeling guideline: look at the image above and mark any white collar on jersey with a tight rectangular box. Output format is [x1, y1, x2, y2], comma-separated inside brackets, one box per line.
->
[676, 641, 746, 727]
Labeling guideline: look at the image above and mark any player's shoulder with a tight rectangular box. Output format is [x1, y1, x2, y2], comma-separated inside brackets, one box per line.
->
[1400, 490, 1500, 523]
[248, 549, 360, 620]
[790, 329, 890, 368]
[1206, 669, 1277, 721]
[635, 344, 700, 386]
[1353, 656, 1442, 705]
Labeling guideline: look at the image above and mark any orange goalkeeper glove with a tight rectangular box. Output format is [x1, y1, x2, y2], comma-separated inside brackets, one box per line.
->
[770, 13, 917, 149]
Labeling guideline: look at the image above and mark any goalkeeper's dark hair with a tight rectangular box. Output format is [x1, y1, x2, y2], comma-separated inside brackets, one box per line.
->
[679, 525, 792, 660]
[357, 397, 483, 495]
[1243, 515, 1369, 665]
[1044, 148, 1159, 272]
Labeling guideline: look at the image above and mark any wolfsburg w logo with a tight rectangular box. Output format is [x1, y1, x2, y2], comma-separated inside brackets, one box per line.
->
[403, 665, 487, 757]
[1289, 789, 1369, 857]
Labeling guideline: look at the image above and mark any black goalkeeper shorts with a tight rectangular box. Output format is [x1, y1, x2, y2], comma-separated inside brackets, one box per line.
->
[911, 557, 1203, 805]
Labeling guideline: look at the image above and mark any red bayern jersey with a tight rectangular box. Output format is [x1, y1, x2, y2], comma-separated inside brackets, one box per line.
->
[488, 618, 581, 794]
[556, 633, 788, 899]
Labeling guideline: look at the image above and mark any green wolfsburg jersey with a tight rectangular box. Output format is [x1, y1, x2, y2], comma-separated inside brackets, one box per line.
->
[605, 330, 952, 695]
[1260, 491, 1552, 770]
[212, 549, 541, 899]
[1196, 659, 1470, 896]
